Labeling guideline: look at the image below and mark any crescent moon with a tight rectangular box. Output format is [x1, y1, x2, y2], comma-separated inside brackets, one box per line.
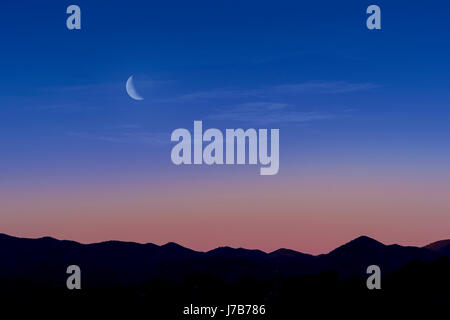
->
[126, 75, 144, 101]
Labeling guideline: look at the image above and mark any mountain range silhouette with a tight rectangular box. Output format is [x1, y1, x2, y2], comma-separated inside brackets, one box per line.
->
[1, 233, 449, 317]
[0, 233, 448, 287]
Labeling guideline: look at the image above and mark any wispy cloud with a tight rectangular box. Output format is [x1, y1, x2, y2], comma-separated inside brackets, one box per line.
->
[67, 126, 169, 145]
[171, 88, 262, 102]
[167, 81, 377, 103]
[272, 81, 378, 94]
[207, 102, 334, 124]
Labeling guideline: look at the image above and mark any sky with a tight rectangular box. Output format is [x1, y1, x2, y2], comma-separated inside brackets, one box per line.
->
[0, 0, 449, 254]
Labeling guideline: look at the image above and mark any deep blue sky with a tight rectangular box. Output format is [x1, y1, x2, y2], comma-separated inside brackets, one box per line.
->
[1, 0, 449, 183]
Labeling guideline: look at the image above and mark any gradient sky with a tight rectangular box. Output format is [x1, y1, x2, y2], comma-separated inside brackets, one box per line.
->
[0, 0, 449, 254]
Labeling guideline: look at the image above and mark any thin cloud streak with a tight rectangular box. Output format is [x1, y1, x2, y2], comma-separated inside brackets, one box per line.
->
[66, 129, 169, 145]
[272, 81, 379, 94]
[164, 80, 378, 103]
[207, 102, 335, 124]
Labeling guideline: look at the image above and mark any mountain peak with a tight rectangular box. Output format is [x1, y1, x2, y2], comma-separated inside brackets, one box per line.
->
[160, 242, 196, 255]
[270, 248, 299, 256]
[207, 246, 267, 259]
[38, 236, 58, 241]
[353, 235, 381, 243]
[269, 248, 314, 261]
[162, 241, 184, 249]
[327, 235, 384, 256]
[347, 235, 385, 247]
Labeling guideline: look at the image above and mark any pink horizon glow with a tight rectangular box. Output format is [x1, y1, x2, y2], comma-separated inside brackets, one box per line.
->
[1, 168, 449, 255]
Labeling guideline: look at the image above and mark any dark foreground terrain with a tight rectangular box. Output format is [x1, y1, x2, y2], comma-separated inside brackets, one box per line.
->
[0, 234, 449, 317]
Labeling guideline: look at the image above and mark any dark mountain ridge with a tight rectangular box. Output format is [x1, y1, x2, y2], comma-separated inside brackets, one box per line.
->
[0, 233, 446, 287]
[424, 239, 450, 257]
